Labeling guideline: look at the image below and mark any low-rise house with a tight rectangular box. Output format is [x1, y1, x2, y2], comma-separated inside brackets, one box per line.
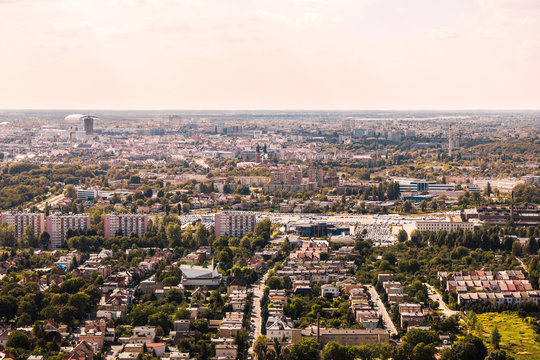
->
[214, 344, 238, 359]
[145, 343, 166, 357]
[321, 284, 339, 298]
[129, 326, 156, 344]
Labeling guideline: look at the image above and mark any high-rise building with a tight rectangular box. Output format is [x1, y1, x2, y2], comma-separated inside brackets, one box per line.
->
[215, 211, 257, 238]
[0, 212, 45, 239]
[83, 115, 94, 135]
[46, 213, 91, 249]
[270, 170, 302, 185]
[307, 168, 325, 187]
[104, 213, 148, 238]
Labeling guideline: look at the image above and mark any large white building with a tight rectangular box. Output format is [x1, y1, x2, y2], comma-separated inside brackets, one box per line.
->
[416, 220, 475, 232]
[77, 188, 99, 201]
[104, 213, 148, 238]
[46, 213, 91, 249]
[214, 211, 257, 237]
[0, 212, 45, 239]
[393, 178, 455, 192]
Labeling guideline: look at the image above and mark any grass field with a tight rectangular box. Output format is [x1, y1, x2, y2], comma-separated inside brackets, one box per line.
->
[474, 312, 540, 360]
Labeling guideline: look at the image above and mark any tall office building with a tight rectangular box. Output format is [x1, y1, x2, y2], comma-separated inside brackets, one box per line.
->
[215, 211, 257, 238]
[0, 212, 45, 239]
[46, 213, 91, 249]
[104, 212, 148, 238]
[83, 115, 94, 135]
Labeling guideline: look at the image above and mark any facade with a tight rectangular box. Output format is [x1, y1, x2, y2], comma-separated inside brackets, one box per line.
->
[416, 221, 475, 232]
[46, 213, 91, 249]
[104, 213, 148, 238]
[458, 291, 540, 306]
[77, 188, 99, 201]
[1, 211, 44, 239]
[394, 178, 455, 193]
[270, 170, 302, 186]
[214, 211, 256, 237]
[180, 261, 222, 289]
[302, 327, 390, 346]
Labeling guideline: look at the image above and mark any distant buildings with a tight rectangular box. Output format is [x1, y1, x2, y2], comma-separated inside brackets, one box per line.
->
[104, 213, 148, 238]
[180, 261, 222, 289]
[77, 188, 99, 201]
[416, 220, 475, 232]
[467, 206, 540, 226]
[0, 211, 44, 238]
[270, 169, 302, 186]
[214, 211, 256, 237]
[46, 213, 91, 249]
[523, 175, 540, 185]
[394, 178, 455, 193]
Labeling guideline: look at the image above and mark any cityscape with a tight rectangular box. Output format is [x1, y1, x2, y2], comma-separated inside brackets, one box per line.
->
[0, 1, 539, 360]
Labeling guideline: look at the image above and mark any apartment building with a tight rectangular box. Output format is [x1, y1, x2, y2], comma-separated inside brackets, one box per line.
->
[104, 212, 148, 238]
[214, 211, 256, 237]
[270, 170, 302, 185]
[46, 213, 91, 249]
[0, 211, 44, 239]
[416, 220, 475, 232]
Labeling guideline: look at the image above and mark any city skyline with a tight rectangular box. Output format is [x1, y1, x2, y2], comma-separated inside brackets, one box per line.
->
[0, 0, 539, 110]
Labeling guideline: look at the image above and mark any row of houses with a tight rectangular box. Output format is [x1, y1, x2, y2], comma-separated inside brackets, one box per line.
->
[438, 270, 531, 293]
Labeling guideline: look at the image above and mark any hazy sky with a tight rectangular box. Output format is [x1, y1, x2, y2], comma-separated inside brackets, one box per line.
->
[0, 0, 539, 110]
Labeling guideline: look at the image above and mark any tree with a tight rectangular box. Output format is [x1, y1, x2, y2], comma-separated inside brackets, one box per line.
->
[254, 218, 272, 242]
[64, 184, 77, 199]
[398, 229, 408, 242]
[165, 288, 184, 304]
[254, 335, 271, 360]
[322, 341, 349, 360]
[39, 231, 51, 249]
[194, 223, 209, 247]
[289, 338, 320, 360]
[484, 182, 492, 197]
[440, 335, 487, 360]
[0, 223, 16, 247]
[24, 224, 38, 248]
[511, 241, 522, 257]
[403, 200, 412, 213]
[6, 330, 31, 349]
[272, 338, 282, 360]
[491, 326, 501, 350]
[166, 223, 183, 247]
[484, 350, 515, 360]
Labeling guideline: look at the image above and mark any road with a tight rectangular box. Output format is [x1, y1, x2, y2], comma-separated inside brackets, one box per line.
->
[248, 271, 269, 354]
[516, 256, 527, 271]
[424, 283, 459, 319]
[367, 285, 397, 335]
[36, 193, 64, 211]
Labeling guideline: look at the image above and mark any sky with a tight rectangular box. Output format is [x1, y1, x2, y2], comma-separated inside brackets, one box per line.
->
[0, 0, 539, 110]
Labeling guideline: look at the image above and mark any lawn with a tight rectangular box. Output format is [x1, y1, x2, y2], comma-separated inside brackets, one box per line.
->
[474, 312, 540, 360]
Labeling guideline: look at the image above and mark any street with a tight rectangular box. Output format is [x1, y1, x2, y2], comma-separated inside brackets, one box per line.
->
[36, 193, 64, 211]
[367, 285, 398, 335]
[248, 271, 269, 354]
[424, 283, 459, 319]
